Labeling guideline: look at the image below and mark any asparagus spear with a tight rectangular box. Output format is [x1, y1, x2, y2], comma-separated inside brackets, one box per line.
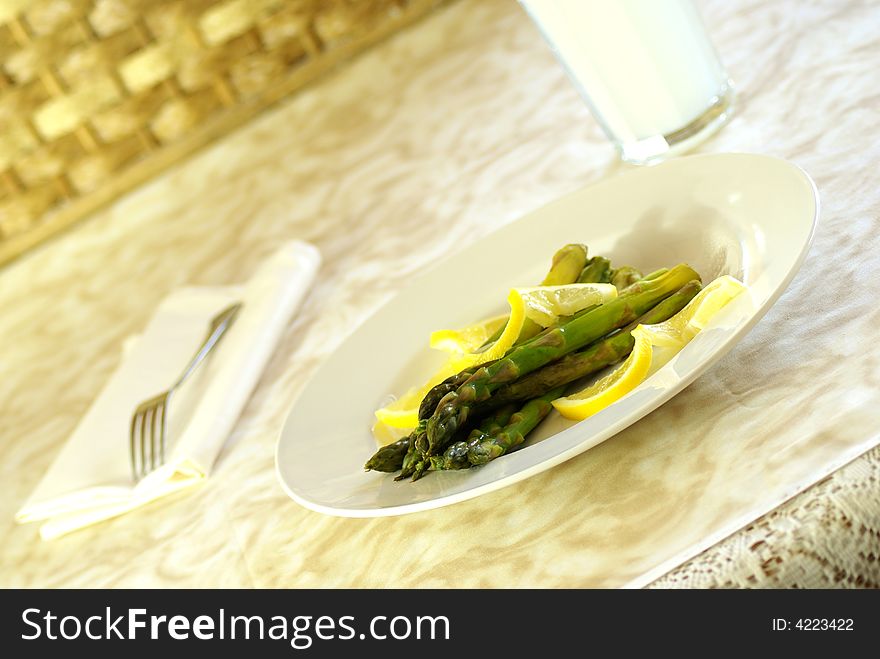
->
[426, 387, 564, 472]
[426, 440, 471, 474]
[468, 386, 565, 465]
[578, 256, 612, 283]
[395, 421, 428, 480]
[365, 417, 430, 476]
[479, 244, 589, 350]
[418, 369, 479, 421]
[541, 244, 589, 286]
[611, 266, 642, 289]
[424, 264, 701, 454]
[485, 281, 702, 407]
[515, 243, 590, 345]
[413, 405, 517, 477]
[640, 267, 668, 281]
[364, 436, 410, 472]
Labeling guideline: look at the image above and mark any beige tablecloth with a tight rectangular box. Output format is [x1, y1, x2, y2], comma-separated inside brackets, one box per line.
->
[2, 0, 878, 588]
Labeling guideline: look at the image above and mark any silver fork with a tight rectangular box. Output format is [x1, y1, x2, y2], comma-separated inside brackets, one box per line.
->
[129, 302, 242, 481]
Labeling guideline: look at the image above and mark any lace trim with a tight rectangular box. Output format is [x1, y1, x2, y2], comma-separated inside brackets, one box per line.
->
[649, 444, 880, 588]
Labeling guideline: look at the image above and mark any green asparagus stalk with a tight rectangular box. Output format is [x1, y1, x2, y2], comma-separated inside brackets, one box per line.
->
[611, 266, 642, 289]
[640, 267, 668, 281]
[412, 405, 517, 478]
[425, 440, 471, 474]
[364, 436, 410, 472]
[418, 369, 479, 421]
[395, 421, 428, 480]
[510, 319, 544, 347]
[541, 244, 589, 286]
[424, 264, 701, 454]
[485, 281, 702, 407]
[479, 244, 589, 351]
[478, 405, 516, 434]
[467, 386, 565, 465]
[426, 387, 564, 472]
[578, 256, 612, 283]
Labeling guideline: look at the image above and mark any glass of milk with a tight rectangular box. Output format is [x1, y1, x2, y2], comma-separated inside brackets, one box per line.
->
[520, 0, 734, 164]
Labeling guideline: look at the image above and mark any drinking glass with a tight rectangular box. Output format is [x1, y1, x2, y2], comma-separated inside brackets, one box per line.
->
[520, 0, 734, 164]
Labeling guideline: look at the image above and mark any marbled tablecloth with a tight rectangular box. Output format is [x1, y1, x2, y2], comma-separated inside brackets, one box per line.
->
[2, 0, 879, 588]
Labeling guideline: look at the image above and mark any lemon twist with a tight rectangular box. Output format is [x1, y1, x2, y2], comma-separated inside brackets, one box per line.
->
[552, 275, 746, 421]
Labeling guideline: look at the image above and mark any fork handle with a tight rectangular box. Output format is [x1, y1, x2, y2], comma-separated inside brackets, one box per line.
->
[172, 303, 242, 389]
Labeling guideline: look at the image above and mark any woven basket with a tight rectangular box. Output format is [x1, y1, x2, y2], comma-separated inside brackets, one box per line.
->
[0, 0, 444, 266]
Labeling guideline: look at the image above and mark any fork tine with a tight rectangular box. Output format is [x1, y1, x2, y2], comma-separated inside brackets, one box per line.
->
[130, 409, 140, 481]
[157, 400, 167, 467]
[150, 401, 162, 472]
[140, 405, 151, 479]
[148, 404, 156, 472]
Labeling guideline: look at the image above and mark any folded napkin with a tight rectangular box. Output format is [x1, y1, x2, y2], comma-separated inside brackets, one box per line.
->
[16, 241, 320, 540]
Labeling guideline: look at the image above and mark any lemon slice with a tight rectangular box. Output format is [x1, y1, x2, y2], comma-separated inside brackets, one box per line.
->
[551, 275, 747, 422]
[375, 296, 524, 434]
[375, 283, 616, 437]
[373, 362, 459, 433]
[516, 283, 617, 328]
[429, 315, 509, 353]
[637, 275, 746, 349]
[551, 328, 653, 420]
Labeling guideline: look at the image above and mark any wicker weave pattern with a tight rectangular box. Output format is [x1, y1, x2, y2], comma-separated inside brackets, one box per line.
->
[0, 0, 441, 264]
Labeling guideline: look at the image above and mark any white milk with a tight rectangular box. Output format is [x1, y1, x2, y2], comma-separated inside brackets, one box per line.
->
[521, 0, 731, 160]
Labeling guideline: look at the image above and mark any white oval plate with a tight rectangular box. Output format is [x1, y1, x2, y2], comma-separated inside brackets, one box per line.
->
[277, 153, 818, 517]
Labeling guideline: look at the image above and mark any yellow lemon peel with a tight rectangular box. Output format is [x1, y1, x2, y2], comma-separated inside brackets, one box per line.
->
[551, 328, 653, 421]
[552, 275, 746, 421]
[636, 275, 746, 349]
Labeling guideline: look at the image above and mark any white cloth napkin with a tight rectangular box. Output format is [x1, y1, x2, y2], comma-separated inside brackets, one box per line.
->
[16, 241, 320, 540]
